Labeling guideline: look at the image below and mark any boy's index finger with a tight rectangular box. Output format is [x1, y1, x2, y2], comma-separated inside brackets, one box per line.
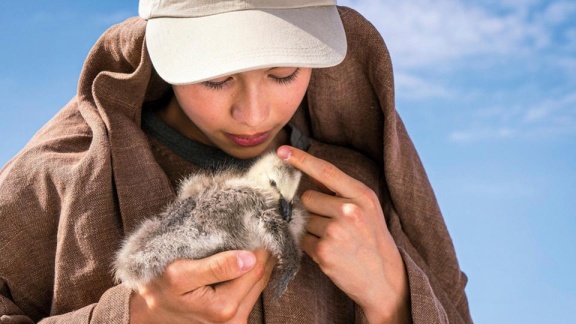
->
[277, 146, 363, 199]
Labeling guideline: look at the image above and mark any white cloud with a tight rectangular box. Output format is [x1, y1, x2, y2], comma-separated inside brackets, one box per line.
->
[394, 72, 451, 99]
[459, 180, 537, 198]
[480, 0, 541, 10]
[449, 92, 576, 142]
[340, 0, 552, 69]
[342, 0, 576, 141]
[541, 1, 576, 25]
[523, 93, 576, 124]
[340, 0, 576, 80]
[449, 127, 517, 142]
[449, 123, 576, 142]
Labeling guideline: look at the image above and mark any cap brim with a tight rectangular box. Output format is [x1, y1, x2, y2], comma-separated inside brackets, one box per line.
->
[145, 6, 347, 85]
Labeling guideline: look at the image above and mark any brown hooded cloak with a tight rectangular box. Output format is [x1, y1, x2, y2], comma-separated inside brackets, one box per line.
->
[0, 6, 472, 324]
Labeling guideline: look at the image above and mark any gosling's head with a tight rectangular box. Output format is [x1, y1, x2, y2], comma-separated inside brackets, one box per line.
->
[245, 153, 302, 221]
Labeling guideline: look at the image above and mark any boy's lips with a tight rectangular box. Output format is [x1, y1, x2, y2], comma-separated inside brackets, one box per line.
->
[226, 131, 271, 147]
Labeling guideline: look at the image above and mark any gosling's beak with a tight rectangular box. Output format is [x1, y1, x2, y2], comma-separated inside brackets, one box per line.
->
[279, 196, 293, 222]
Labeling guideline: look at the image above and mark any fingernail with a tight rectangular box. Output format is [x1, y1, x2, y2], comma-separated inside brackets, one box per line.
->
[277, 146, 292, 160]
[237, 251, 256, 271]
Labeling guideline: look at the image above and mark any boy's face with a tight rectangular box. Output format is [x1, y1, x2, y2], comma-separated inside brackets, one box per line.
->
[169, 67, 311, 159]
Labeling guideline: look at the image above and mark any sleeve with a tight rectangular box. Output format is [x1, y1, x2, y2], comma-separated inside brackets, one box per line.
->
[0, 280, 34, 324]
[401, 250, 450, 323]
[1, 286, 131, 324]
[388, 204, 472, 324]
[37, 286, 131, 324]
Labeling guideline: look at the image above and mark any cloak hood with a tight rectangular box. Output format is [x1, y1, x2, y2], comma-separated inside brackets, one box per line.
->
[0, 6, 471, 323]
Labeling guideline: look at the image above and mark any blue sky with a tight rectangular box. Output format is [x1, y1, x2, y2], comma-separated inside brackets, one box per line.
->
[1, 0, 575, 323]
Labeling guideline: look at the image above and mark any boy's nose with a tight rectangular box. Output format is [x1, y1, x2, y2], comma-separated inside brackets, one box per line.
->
[231, 85, 270, 127]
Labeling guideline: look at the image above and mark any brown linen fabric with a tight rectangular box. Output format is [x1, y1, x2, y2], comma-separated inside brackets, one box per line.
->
[0, 6, 472, 324]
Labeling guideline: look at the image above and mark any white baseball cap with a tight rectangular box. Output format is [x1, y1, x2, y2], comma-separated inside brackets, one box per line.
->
[139, 0, 347, 85]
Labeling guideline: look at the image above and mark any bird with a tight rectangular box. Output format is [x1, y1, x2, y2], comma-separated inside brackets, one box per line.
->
[113, 152, 308, 299]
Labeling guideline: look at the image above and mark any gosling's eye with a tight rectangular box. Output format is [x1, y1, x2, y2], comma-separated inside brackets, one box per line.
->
[269, 179, 277, 187]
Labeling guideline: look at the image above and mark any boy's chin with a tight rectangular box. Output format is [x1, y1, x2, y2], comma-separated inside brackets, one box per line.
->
[224, 145, 275, 160]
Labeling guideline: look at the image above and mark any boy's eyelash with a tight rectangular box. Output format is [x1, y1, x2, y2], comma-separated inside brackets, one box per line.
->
[270, 68, 300, 85]
[202, 77, 232, 90]
[201, 68, 300, 90]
